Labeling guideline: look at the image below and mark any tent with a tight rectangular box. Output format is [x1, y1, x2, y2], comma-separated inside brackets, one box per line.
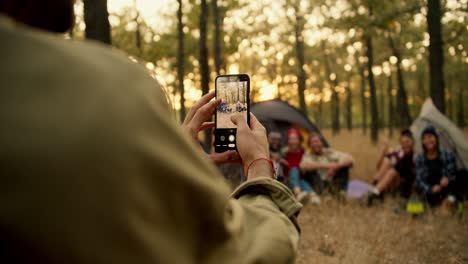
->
[251, 99, 327, 146]
[411, 99, 468, 169]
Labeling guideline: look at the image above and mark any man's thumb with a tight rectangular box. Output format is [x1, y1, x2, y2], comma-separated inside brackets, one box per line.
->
[230, 114, 247, 128]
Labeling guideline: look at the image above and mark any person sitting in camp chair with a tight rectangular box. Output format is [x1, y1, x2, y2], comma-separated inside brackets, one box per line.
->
[366, 129, 416, 206]
[282, 128, 321, 204]
[415, 126, 458, 207]
[299, 133, 354, 201]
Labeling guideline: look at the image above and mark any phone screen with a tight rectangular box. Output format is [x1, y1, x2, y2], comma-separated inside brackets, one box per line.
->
[215, 74, 250, 152]
[216, 77, 248, 128]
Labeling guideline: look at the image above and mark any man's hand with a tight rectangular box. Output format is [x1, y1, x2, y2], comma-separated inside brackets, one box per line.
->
[231, 113, 272, 179]
[327, 163, 340, 178]
[182, 91, 240, 165]
[380, 139, 390, 153]
[440, 177, 449, 187]
[280, 158, 289, 167]
[432, 184, 442, 193]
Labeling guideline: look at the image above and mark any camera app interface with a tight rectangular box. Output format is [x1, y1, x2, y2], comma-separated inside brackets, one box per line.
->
[216, 77, 248, 129]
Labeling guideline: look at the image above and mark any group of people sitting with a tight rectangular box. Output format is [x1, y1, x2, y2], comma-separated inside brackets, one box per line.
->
[268, 128, 354, 205]
[368, 126, 467, 209]
[268, 126, 467, 209]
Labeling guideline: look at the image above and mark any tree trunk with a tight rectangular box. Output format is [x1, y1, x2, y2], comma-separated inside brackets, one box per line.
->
[389, 37, 412, 127]
[365, 34, 379, 143]
[199, 0, 211, 148]
[133, 0, 141, 55]
[294, 1, 307, 114]
[324, 53, 340, 134]
[427, 0, 446, 113]
[359, 67, 367, 135]
[83, 0, 111, 45]
[346, 79, 352, 131]
[379, 80, 385, 129]
[387, 74, 394, 138]
[317, 95, 323, 128]
[212, 0, 222, 75]
[332, 83, 340, 134]
[316, 84, 323, 128]
[417, 70, 426, 111]
[177, 0, 186, 122]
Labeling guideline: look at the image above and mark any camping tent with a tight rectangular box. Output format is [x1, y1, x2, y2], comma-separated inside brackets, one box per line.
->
[411, 99, 468, 169]
[251, 99, 327, 146]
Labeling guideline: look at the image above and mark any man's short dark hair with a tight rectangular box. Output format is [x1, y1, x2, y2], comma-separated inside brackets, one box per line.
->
[400, 129, 413, 139]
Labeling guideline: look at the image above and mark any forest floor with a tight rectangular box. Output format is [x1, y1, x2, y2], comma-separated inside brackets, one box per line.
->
[296, 129, 468, 264]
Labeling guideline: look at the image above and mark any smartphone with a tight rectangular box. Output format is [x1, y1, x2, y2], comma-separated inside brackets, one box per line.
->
[214, 74, 250, 153]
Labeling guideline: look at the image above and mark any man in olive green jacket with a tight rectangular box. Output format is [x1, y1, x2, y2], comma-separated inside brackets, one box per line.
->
[0, 1, 301, 263]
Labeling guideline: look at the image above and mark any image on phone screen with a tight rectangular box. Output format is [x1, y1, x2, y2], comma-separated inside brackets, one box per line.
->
[216, 80, 248, 128]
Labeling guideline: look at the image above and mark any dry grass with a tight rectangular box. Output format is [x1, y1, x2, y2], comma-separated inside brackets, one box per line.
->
[296, 129, 468, 264]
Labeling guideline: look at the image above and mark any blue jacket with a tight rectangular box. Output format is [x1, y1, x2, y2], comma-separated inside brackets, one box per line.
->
[414, 149, 457, 194]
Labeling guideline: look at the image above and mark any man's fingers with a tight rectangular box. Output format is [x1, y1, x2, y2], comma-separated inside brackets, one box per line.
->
[249, 113, 260, 129]
[200, 122, 215, 131]
[183, 91, 215, 126]
[231, 114, 249, 131]
[192, 98, 221, 128]
[249, 113, 266, 133]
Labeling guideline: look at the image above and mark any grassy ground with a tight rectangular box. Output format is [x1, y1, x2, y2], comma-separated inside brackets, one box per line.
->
[296, 129, 468, 264]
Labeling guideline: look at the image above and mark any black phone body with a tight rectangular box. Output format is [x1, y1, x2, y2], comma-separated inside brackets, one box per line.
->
[214, 74, 250, 153]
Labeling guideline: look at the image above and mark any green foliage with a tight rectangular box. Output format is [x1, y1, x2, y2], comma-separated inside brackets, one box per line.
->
[75, 0, 468, 128]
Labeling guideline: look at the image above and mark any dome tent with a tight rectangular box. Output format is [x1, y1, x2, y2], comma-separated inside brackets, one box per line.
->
[251, 99, 327, 146]
[411, 99, 468, 169]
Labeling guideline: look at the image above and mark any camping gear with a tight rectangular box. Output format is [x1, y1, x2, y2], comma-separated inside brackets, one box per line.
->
[251, 99, 327, 146]
[406, 195, 425, 215]
[347, 179, 372, 199]
[411, 99, 468, 170]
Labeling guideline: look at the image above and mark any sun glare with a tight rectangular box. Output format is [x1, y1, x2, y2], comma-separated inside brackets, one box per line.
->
[107, 0, 173, 29]
[257, 82, 277, 101]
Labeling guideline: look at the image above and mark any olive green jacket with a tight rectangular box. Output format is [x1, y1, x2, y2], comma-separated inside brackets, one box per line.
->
[0, 16, 301, 263]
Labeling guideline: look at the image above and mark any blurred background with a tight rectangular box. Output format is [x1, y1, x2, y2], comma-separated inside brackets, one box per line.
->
[71, 0, 466, 143]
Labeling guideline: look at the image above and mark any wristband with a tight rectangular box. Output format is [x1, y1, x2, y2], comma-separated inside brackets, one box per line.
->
[245, 158, 276, 179]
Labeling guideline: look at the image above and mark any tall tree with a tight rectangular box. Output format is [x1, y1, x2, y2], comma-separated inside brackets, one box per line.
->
[133, 0, 142, 55]
[365, 33, 379, 143]
[388, 37, 412, 127]
[387, 73, 394, 137]
[345, 79, 353, 131]
[324, 51, 340, 134]
[212, 0, 222, 75]
[177, 0, 186, 121]
[356, 59, 368, 135]
[293, 0, 307, 113]
[417, 70, 426, 108]
[427, 0, 446, 113]
[379, 78, 385, 128]
[83, 0, 111, 44]
[199, 0, 211, 147]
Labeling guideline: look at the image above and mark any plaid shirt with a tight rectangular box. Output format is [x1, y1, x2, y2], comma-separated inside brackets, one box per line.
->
[414, 149, 457, 194]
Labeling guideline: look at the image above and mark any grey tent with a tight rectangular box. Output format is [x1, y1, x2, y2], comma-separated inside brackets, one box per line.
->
[411, 99, 468, 169]
[251, 99, 327, 146]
